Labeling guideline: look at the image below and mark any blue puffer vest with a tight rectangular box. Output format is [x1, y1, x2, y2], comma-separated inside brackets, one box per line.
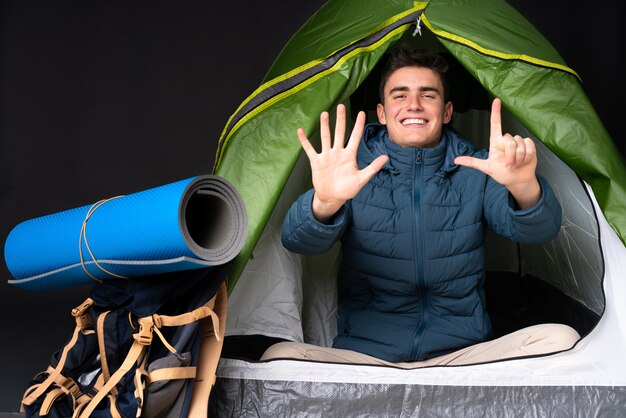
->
[282, 123, 562, 362]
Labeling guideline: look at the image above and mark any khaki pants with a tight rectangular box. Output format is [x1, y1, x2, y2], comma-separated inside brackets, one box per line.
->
[260, 324, 580, 368]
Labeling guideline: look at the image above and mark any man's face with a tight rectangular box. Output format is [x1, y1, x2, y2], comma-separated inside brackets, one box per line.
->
[376, 66, 453, 148]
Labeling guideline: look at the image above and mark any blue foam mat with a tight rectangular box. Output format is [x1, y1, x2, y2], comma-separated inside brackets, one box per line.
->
[4, 175, 247, 291]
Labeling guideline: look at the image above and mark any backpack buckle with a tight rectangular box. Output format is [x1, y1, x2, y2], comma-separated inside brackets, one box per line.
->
[135, 319, 153, 346]
[71, 299, 94, 317]
[71, 299, 94, 329]
[60, 377, 80, 397]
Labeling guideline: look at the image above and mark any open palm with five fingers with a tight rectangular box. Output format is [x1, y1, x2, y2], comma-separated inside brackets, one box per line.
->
[454, 98, 541, 209]
[297, 104, 389, 223]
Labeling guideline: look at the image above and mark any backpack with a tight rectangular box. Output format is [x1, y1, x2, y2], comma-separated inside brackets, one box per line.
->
[19, 265, 228, 418]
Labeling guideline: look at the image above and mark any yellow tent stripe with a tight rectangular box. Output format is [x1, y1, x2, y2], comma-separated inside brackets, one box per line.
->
[420, 14, 580, 80]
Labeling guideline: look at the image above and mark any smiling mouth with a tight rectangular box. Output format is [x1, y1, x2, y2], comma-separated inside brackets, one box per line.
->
[401, 118, 427, 126]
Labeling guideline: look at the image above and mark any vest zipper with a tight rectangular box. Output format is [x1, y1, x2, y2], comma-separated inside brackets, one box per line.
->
[410, 150, 428, 360]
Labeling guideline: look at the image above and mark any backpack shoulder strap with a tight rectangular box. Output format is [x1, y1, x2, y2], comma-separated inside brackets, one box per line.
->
[187, 280, 228, 416]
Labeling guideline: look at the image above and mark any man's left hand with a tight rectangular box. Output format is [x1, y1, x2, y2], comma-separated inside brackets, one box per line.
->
[454, 98, 541, 209]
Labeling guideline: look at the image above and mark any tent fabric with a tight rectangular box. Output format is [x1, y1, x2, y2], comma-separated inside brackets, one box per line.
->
[4, 175, 247, 291]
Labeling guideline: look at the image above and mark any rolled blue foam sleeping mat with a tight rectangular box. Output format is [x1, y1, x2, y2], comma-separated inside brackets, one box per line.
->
[4, 175, 247, 291]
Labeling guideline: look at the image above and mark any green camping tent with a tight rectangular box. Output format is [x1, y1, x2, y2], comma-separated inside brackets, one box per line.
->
[211, 0, 626, 415]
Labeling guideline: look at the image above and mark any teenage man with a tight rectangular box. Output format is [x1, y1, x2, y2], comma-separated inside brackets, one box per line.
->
[262, 48, 579, 366]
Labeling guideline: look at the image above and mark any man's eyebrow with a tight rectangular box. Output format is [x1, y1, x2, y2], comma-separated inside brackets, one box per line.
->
[419, 86, 441, 94]
[388, 85, 442, 95]
[389, 86, 409, 94]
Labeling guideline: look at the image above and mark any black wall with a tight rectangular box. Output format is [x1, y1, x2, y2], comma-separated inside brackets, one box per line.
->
[0, 0, 623, 411]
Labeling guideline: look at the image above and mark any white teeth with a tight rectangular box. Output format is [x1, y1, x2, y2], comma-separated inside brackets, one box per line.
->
[402, 118, 426, 125]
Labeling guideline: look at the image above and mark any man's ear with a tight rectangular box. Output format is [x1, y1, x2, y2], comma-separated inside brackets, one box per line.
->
[376, 103, 386, 125]
[443, 101, 453, 124]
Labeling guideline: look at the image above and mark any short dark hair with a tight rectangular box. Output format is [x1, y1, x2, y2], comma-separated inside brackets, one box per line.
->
[378, 45, 450, 103]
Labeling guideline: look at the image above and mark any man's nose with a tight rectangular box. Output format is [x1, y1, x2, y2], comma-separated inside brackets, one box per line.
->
[407, 95, 422, 111]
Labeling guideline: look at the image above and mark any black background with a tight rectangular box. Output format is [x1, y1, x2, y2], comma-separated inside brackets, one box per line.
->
[0, 0, 623, 411]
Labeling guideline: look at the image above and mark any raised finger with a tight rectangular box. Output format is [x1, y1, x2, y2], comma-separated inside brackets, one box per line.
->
[320, 111, 331, 151]
[333, 104, 346, 149]
[358, 155, 389, 186]
[490, 98, 503, 143]
[297, 128, 318, 159]
[346, 111, 367, 152]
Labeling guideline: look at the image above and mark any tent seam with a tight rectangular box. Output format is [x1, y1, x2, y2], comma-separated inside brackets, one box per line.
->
[420, 14, 580, 80]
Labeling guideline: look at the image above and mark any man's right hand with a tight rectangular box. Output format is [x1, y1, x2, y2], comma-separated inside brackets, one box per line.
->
[297, 104, 389, 223]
